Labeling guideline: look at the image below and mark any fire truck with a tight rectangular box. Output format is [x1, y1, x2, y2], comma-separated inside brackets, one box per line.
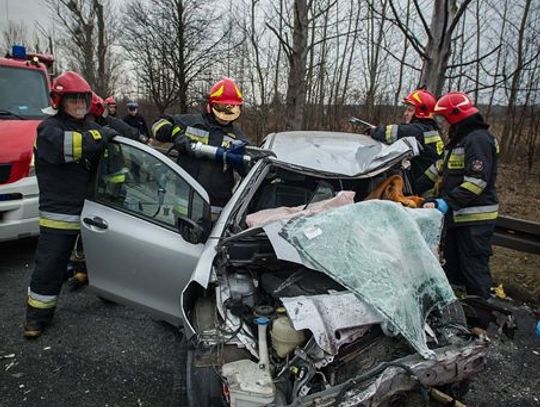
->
[0, 45, 54, 241]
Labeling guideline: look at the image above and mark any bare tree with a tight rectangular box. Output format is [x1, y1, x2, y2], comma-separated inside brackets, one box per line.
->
[45, 0, 119, 96]
[121, 0, 229, 114]
[387, 0, 474, 95]
[1, 22, 28, 52]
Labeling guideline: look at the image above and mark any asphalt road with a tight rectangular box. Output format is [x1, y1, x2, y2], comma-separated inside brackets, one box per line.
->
[1, 238, 539, 407]
[0, 238, 186, 407]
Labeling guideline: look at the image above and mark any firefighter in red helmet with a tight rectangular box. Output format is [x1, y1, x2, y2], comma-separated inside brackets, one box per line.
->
[152, 77, 247, 217]
[104, 95, 117, 117]
[369, 89, 443, 194]
[23, 72, 119, 338]
[419, 92, 499, 320]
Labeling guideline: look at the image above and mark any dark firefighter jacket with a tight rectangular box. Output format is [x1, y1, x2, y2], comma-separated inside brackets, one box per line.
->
[416, 114, 499, 227]
[371, 118, 443, 192]
[97, 116, 146, 185]
[34, 111, 108, 232]
[123, 113, 149, 137]
[152, 112, 246, 207]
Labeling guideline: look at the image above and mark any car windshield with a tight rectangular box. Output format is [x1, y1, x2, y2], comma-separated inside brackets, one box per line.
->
[0, 66, 49, 119]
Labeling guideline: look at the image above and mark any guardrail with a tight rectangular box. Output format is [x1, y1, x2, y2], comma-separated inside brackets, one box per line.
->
[493, 215, 540, 255]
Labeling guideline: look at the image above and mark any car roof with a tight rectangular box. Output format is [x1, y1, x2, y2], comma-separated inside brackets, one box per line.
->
[261, 131, 419, 177]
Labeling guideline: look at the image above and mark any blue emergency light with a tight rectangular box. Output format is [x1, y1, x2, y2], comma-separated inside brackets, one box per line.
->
[11, 45, 27, 59]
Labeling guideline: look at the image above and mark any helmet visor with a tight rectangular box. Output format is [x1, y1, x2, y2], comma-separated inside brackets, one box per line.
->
[212, 104, 241, 122]
[63, 93, 91, 106]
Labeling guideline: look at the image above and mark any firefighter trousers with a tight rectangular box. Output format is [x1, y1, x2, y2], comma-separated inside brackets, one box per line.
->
[29, 227, 79, 297]
[443, 224, 495, 299]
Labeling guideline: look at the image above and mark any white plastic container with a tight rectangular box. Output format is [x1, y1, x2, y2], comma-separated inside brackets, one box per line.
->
[271, 315, 306, 358]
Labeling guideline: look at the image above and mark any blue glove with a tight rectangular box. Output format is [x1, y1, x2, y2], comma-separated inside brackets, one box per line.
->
[423, 198, 449, 215]
[434, 198, 449, 215]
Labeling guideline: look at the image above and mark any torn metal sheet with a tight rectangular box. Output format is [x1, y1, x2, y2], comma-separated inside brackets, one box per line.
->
[281, 292, 382, 355]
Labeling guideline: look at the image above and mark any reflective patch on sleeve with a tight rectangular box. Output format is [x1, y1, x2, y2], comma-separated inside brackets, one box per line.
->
[171, 126, 182, 139]
[64, 131, 74, 162]
[447, 147, 465, 169]
[64, 131, 83, 162]
[73, 132, 82, 161]
[425, 164, 439, 182]
[461, 176, 487, 195]
[385, 125, 398, 144]
[221, 134, 237, 148]
[152, 119, 172, 138]
[423, 130, 444, 155]
[453, 204, 499, 223]
[185, 126, 209, 144]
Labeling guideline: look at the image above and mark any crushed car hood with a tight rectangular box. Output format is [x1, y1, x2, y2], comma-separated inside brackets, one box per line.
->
[262, 201, 456, 359]
[263, 131, 420, 177]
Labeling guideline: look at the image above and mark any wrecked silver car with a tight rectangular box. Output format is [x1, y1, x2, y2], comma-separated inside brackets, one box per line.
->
[81, 131, 487, 406]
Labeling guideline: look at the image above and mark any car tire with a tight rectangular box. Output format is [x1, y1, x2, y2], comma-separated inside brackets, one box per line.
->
[186, 296, 225, 407]
[186, 347, 225, 407]
[440, 300, 467, 326]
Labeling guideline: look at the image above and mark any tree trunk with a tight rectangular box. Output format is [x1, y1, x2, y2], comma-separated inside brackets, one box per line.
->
[419, 0, 457, 95]
[285, 0, 309, 130]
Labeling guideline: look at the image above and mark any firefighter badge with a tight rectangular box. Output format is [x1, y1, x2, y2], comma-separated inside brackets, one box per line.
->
[472, 159, 484, 172]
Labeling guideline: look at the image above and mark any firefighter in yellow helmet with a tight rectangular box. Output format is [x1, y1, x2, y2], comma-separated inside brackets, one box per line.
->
[151, 77, 247, 218]
[369, 89, 444, 194]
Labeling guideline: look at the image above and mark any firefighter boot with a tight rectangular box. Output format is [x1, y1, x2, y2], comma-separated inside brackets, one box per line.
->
[23, 304, 55, 339]
[68, 271, 88, 291]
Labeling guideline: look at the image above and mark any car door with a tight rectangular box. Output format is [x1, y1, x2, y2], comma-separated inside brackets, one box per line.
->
[81, 137, 211, 325]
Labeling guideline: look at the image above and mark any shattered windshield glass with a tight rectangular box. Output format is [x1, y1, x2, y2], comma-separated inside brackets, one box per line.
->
[279, 200, 456, 358]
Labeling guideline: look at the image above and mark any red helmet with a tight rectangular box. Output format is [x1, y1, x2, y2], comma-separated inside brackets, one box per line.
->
[89, 92, 105, 118]
[434, 92, 479, 125]
[207, 78, 243, 122]
[104, 96, 116, 106]
[50, 71, 92, 109]
[403, 89, 437, 119]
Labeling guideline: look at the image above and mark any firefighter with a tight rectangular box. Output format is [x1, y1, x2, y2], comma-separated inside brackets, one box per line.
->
[104, 95, 117, 117]
[151, 77, 247, 217]
[90, 93, 150, 143]
[369, 89, 443, 194]
[123, 101, 150, 138]
[23, 72, 118, 338]
[418, 92, 499, 306]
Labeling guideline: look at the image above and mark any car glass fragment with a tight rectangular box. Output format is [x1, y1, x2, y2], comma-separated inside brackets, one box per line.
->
[278, 200, 456, 359]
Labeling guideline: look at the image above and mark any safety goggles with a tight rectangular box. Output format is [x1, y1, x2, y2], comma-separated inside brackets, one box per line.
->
[211, 104, 241, 121]
[64, 93, 91, 106]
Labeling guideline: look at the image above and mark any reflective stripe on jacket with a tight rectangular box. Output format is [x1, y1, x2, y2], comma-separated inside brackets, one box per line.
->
[416, 114, 499, 227]
[34, 111, 107, 231]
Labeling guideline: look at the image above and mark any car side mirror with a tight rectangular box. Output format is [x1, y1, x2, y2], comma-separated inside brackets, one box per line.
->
[176, 216, 210, 244]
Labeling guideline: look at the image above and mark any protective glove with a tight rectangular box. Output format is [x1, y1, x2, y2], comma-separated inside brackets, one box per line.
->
[100, 126, 121, 143]
[173, 131, 193, 155]
[422, 198, 449, 215]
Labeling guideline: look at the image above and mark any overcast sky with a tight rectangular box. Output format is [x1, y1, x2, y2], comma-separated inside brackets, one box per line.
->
[0, 0, 51, 32]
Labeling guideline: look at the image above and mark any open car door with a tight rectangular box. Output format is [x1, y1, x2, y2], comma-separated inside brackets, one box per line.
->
[81, 137, 211, 325]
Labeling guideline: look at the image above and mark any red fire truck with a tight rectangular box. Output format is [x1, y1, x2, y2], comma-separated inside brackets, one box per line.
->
[0, 45, 54, 241]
